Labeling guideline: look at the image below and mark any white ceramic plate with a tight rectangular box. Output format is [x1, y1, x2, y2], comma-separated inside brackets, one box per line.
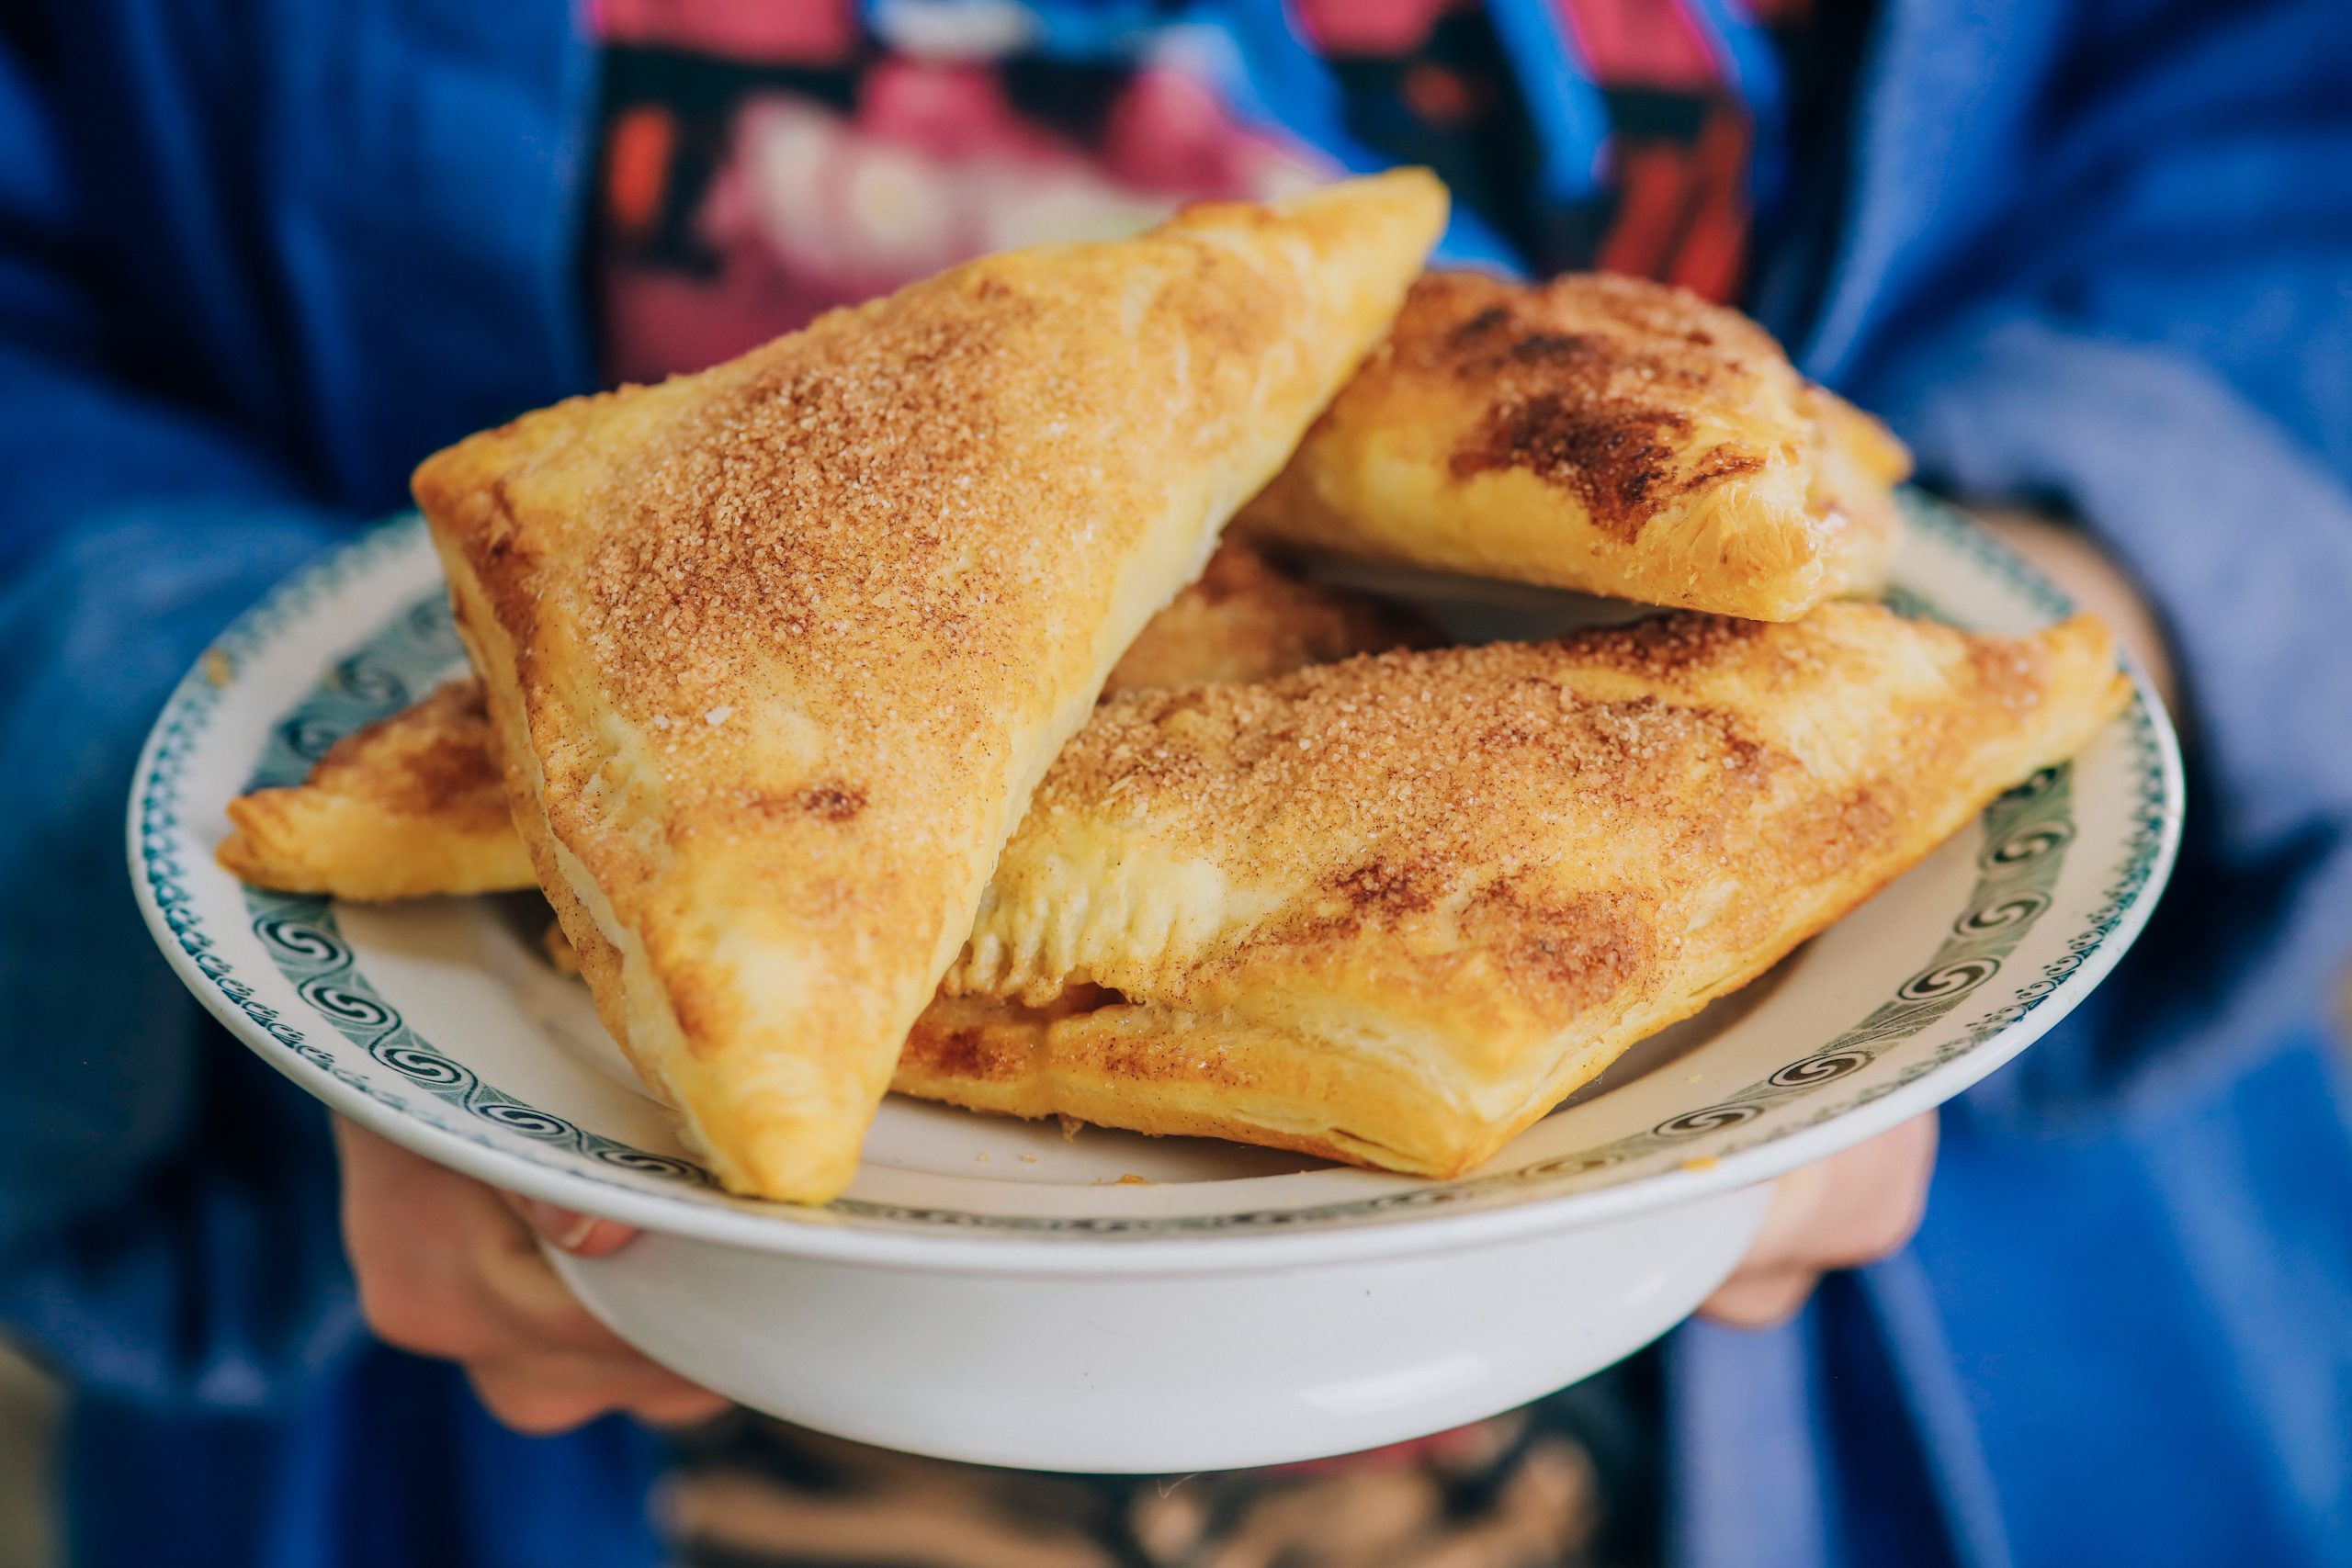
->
[130, 497, 2181, 1472]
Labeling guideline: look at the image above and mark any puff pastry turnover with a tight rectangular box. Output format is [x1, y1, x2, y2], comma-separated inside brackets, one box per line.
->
[218, 678, 536, 900]
[217, 541, 1436, 903]
[409, 174, 1442, 1203]
[1238, 271, 1912, 620]
[922, 605, 2127, 1176]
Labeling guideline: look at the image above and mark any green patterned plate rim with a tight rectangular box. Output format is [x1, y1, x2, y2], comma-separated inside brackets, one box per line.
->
[129, 494, 2183, 1268]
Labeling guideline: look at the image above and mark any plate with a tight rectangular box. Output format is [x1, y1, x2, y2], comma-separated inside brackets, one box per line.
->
[130, 496, 2181, 1470]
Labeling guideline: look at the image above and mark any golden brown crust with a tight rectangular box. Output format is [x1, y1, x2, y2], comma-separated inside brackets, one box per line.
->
[216, 680, 536, 899]
[1102, 538, 1441, 694]
[216, 540, 1436, 901]
[1238, 271, 1913, 619]
[413, 172, 1447, 1202]
[936, 605, 2128, 1176]
[238, 594, 2124, 1179]
[1799, 380, 1911, 596]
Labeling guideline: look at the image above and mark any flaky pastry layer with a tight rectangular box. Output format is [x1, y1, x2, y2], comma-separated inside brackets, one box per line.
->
[219, 680, 533, 899]
[215, 541, 1435, 903]
[934, 605, 2127, 1176]
[1238, 271, 1913, 619]
[409, 175, 1444, 1204]
[220, 598, 2125, 1179]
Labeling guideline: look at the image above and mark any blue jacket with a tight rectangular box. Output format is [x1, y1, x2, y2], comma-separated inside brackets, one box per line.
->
[4, 3, 2350, 1564]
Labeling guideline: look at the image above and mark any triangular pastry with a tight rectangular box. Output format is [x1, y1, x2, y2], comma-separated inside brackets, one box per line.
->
[219, 677, 536, 900]
[410, 175, 1444, 1203]
[925, 605, 2126, 1175]
[218, 541, 1436, 903]
[1238, 271, 1912, 619]
[1099, 534, 1442, 695]
[220, 596, 2123, 1179]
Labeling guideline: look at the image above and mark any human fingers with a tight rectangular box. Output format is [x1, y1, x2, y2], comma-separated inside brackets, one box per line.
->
[496, 1189, 641, 1258]
[334, 1119, 653, 1363]
[467, 1349, 732, 1435]
[1697, 1113, 1938, 1328]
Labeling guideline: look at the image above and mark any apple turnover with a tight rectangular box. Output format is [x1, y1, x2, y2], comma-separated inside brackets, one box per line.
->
[216, 541, 1437, 903]
[222, 599, 2124, 1179]
[411, 171, 1445, 1201]
[923, 605, 2126, 1176]
[219, 677, 535, 900]
[1238, 271, 1912, 620]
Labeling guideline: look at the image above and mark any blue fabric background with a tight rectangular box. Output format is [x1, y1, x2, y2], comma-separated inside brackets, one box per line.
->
[2, 1, 2347, 1562]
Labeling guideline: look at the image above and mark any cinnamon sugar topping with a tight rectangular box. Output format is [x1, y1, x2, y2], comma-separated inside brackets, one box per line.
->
[1405, 271, 1789, 540]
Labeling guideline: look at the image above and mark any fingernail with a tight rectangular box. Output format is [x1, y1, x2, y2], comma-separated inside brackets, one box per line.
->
[517, 1199, 601, 1252]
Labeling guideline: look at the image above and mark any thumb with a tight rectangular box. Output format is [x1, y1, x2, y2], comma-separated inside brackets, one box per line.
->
[499, 1191, 640, 1258]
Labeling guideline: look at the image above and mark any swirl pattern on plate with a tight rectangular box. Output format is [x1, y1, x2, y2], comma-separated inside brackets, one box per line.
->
[134, 500, 2175, 1235]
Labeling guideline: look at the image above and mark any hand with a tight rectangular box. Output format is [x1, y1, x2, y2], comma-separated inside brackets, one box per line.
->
[1691, 513, 2165, 1327]
[333, 1118, 724, 1433]
[1696, 1113, 1937, 1328]
[337, 1101, 1928, 1436]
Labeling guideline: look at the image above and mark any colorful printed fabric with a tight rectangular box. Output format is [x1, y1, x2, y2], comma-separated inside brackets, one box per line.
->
[589, 0, 1849, 383]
